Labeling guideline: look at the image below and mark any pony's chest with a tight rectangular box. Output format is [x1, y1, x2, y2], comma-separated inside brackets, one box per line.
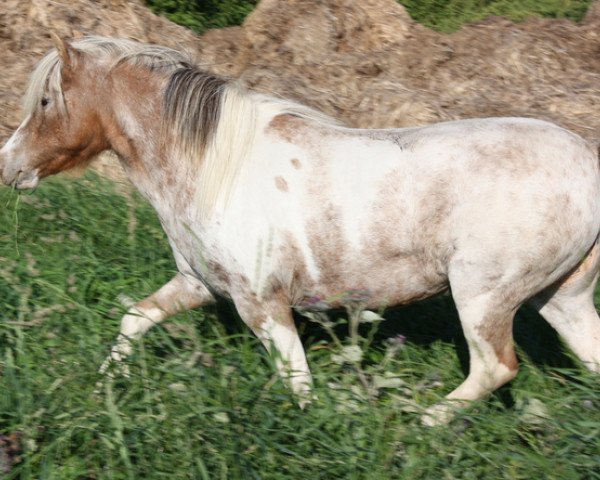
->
[158, 211, 267, 291]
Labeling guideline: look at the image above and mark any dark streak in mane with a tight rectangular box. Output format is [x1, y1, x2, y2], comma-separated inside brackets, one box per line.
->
[163, 67, 229, 161]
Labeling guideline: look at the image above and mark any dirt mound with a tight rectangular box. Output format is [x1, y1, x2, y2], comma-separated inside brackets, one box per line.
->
[212, 0, 600, 140]
[0, 0, 199, 139]
[0, 0, 201, 179]
[1, 0, 599, 182]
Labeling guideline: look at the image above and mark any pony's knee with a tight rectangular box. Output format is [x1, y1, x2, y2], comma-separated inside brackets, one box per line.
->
[119, 307, 154, 339]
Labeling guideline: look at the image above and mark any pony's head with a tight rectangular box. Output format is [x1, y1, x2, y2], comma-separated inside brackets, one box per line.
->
[0, 34, 111, 189]
[0, 34, 192, 189]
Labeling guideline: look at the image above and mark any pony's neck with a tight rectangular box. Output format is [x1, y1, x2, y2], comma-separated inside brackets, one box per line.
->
[100, 66, 189, 207]
[107, 77, 260, 220]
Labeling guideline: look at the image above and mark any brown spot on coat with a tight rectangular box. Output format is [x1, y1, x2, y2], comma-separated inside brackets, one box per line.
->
[305, 202, 346, 289]
[207, 260, 232, 288]
[266, 114, 303, 143]
[291, 158, 302, 169]
[230, 276, 296, 332]
[472, 293, 520, 371]
[276, 231, 315, 305]
[275, 176, 289, 192]
[354, 167, 452, 306]
[476, 310, 519, 371]
[266, 114, 339, 149]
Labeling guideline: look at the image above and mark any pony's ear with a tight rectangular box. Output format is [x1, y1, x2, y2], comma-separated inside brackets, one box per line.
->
[50, 32, 72, 67]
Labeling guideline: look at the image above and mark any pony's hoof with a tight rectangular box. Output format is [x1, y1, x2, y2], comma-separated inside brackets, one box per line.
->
[99, 356, 131, 378]
[93, 379, 106, 396]
[421, 402, 458, 427]
[298, 393, 318, 410]
[96, 357, 131, 395]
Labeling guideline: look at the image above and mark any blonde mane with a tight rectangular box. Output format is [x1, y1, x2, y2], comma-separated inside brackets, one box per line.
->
[189, 87, 342, 217]
[24, 36, 341, 217]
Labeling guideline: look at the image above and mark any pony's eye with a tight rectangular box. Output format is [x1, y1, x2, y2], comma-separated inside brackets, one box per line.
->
[41, 97, 49, 108]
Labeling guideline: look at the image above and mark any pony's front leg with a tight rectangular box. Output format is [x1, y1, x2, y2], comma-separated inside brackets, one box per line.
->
[99, 272, 215, 378]
[233, 295, 313, 407]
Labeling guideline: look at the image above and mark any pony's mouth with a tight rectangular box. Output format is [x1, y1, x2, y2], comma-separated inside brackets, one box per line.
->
[15, 171, 40, 189]
[1, 169, 40, 190]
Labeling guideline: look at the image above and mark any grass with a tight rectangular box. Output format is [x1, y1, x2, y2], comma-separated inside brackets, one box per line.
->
[144, 0, 258, 35]
[400, 0, 594, 33]
[1, 174, 599, 479]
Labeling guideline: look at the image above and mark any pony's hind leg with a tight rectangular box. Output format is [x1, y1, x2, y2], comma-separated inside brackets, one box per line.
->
[423, 289, 519, 426]
[98, 273, 215, 378]
[529, 242, 600, 372]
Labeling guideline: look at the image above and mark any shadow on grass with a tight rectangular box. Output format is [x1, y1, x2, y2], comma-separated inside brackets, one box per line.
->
[376, 296, 574, 369]
[290, 294, 573, 367]
[214, 294, 575, 365]
[374, 295, 575, 406]
[150, 291, 577, 409]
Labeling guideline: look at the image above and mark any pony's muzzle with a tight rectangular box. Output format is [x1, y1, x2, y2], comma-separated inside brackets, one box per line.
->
[0, 145, 39, 189]
[13, 170, 40, 189]
[0, 162, 39, 189]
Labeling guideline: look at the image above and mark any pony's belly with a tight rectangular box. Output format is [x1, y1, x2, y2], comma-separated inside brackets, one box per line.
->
[295, 256, 449, 311]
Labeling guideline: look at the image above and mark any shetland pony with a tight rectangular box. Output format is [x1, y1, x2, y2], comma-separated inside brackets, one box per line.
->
[1, 35, 599, 425]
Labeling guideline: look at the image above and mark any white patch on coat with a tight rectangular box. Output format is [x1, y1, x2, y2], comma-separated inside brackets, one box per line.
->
[0, 116, 39, 187]
[1, 115, 30, 157]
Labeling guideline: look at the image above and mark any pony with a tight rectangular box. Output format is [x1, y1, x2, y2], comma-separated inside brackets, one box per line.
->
[1, 35, 599, 425]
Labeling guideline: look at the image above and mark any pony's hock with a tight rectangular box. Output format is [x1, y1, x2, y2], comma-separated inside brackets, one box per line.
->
[2, 35, 600, 426]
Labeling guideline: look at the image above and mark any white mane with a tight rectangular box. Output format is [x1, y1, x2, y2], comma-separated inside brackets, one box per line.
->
[194, 87, 341, 217]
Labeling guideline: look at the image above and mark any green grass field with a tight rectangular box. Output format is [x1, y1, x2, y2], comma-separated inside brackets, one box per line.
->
[1, 174, 599, 479]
